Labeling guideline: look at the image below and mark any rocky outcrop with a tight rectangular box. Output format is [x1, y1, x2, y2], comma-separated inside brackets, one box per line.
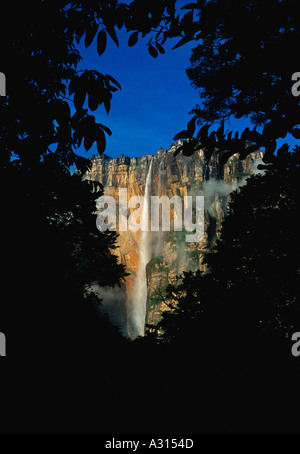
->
[85, 144, 263, 332]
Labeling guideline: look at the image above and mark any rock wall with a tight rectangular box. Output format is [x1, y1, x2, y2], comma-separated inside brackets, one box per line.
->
[85, 144, 263, 332]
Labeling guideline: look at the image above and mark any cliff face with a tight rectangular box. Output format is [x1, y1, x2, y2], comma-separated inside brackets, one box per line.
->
[85, 144, 263, 334]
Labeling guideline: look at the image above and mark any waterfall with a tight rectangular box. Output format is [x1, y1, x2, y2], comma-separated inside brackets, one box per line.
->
[159, 155, 165, 191]
[128, 159, 153, 338]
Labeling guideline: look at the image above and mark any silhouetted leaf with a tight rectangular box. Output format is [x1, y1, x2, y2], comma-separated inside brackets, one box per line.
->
[128, 31, 139, 47]
[107, 85, 118, 92]
[85, 22, 99, 48]
[88, 75, 99, 111]
[105, 74, 121, 90]
[182, 141, 195, 156]
[156, 42, 165, 54]
[104, 97, 111, 115]
[197, 124, 210, 140]
[96, 128, 106, 155]
[173, 130, 191, 140]
[187, 115, 198, 136]
[263, 140, 277, 161]
[74, 86, 86, 111]
[243, 129, 263, 144]
[172, 36, 191, 50]
[97, 29, 107, 57]
[71, 108, 88, 127]
[161, 35, 167, 46]
[257, 164, 269, 170]
[69, 76, 79, 96]
[181, 11, 194, 26]
[78, 114, 96, 137]
[155, 26, 164, 41]
[69, 77, 76, 96]
[173, 145, 184, 157]
[73, 129, 84, 147]
[216, 120, 225, 141]
[96, 76, 106, 105]
[219, 151, 234, 165]
[148, 45, 158, 58]
[88, 95, 98, 112]
[98, 123, 112, 136]
[208, 130, 216, 142]
[84, 135, 94, 152]
[50, 99, 71, 126]
[106, 26, 119, 47]
[241, 127, 250, 140]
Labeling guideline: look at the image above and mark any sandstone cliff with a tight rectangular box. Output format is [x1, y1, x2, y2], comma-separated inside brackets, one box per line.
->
[85, 144, 263, 334]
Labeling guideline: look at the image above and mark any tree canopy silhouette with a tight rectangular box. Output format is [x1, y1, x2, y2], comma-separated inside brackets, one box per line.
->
[0, 0, 172, 357]
[139, 0, 300, 164]
[5, 1, 297, 170]
[149, 148, 300, 356]
[143, 147, 300, 433]
[0, 1, 179, 172]
[1, 1, 300, 434]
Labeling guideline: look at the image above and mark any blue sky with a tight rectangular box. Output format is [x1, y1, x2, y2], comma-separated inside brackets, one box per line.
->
[74, 1, 297, 159]
[76, 27, 197, 158]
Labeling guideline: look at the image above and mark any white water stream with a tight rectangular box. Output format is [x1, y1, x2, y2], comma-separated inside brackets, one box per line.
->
[128, 159, 153, 338]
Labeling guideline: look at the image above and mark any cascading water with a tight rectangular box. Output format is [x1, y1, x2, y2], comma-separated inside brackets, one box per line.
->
[128, 159, 153, 338]
[159, 155, 165, 191]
